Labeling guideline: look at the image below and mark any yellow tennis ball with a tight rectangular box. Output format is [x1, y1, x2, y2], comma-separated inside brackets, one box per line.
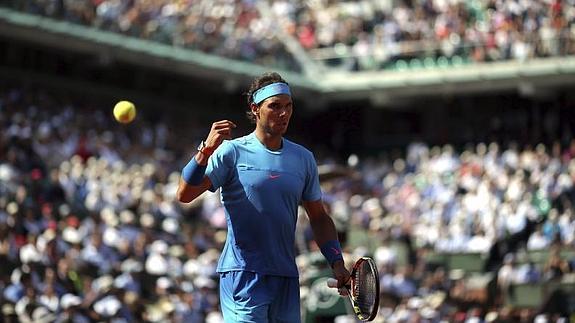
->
[113, 101, 136, 124]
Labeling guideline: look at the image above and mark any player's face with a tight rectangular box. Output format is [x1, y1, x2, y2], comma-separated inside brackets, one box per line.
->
[254, 94, 293, 136]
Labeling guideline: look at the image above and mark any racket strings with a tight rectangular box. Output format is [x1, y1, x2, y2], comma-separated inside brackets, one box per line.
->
[354, 261, 378, 316]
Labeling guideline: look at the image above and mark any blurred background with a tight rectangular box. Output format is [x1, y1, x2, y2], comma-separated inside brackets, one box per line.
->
[0, 0, 575, 322]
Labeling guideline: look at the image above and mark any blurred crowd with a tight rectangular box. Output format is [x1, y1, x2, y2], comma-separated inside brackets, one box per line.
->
[6, 0, 575, 73]
[325, 140, 575, 321]
[273, 0, 575, 70]
[1, 83, 575, 323]
[0, 86, 226, 322]
[7, 0, 300, 72]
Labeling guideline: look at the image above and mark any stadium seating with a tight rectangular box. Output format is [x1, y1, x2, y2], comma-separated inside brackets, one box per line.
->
[4, 0, 575, 73]
[2, 0, 575, 320]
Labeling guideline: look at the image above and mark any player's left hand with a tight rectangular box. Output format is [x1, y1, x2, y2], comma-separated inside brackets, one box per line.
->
[332, 259, 351, 296]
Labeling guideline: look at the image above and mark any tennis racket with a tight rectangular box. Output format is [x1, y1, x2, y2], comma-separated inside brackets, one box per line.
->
[327, 257, 380, 321]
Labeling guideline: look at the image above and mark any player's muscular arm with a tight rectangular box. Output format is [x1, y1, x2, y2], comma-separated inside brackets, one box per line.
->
[303, 199, 339, 247]
[176, 176, 212, 203]
[304, 199, 350, 287]
[176, 120, 236, 203]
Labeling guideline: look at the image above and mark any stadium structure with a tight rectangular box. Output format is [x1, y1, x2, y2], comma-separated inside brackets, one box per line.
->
[0, 1, 574, 322]
[2, 3, 575, 154]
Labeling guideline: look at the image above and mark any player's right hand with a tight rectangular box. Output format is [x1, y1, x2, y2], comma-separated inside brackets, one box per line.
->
[332, 259, 351, 295]
[203, 120, 236, 156]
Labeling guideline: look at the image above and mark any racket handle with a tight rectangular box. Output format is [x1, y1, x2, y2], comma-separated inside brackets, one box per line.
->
[326, 278, 338, 288]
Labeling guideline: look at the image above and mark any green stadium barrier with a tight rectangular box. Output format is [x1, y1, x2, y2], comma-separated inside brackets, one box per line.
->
[437, 56, 450, 68]
[506, 278, 575, 309]
[451, 55, 464, 66]
[422, 251, 486, 273]
[447, 253, 486, 273]
[409, 58, 423, 70]
[527, 249, 550, 265]
[424, 57, 437, 69]
[347, 228, 372, 250]
[347, 229, 410, 266]
[506, 283, 545, 308]
[560, 248, 575, 261]
[346, 228, 382, 255]
[424, 251, 448, 266]
[390, 241, 410, 267]
[303, 268, 348, 323]
[514, 248, 575, 269]
[394, 60, 409, 71]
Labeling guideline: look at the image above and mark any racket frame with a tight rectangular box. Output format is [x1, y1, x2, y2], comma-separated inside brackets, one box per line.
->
[328, 256, 380, 321]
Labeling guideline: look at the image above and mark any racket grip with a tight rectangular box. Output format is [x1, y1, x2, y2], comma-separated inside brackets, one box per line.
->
[326, 278, 338, 288]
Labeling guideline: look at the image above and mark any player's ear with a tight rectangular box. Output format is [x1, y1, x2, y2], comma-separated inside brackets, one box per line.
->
[250, 103, 259, 117]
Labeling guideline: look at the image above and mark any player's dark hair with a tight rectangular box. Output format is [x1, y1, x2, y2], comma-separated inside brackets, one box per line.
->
[245, 72, 288, 123]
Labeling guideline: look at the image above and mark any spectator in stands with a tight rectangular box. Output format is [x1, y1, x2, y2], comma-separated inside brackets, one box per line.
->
[515, 261, 541, 284]
[7, 0, 301, 72]
[271, 0, 575, 71]
[7, 0, 574, 73]
[542, 248, 571, 281]
[527, 224, 551, 250]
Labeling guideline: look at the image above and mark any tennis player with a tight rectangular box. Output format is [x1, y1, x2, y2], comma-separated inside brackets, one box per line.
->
[177, 72, 350, 322]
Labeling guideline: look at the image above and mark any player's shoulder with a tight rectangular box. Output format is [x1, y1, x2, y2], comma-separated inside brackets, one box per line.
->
[213, 138, 238, 156]
[228, 133, 254, 147]
[217, 134, 254, 156]
[283, 137, 314, 158]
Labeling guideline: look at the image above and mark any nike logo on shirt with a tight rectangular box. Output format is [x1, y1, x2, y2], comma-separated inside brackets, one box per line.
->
[269, 174, 281, 179]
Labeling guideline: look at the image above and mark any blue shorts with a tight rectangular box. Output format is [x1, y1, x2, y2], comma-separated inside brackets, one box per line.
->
[219, 271, 301, 323]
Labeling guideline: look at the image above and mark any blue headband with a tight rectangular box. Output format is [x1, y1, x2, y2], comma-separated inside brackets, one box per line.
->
[252, 82, 291, 105]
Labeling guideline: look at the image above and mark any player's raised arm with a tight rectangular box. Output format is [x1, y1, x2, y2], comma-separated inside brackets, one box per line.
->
[176, 120, 236, 203]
